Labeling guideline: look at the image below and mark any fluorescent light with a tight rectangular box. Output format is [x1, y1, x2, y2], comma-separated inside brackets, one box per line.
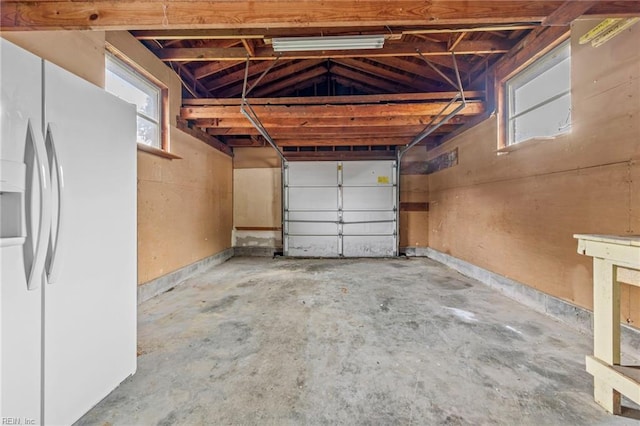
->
[272, 35, 385, 52]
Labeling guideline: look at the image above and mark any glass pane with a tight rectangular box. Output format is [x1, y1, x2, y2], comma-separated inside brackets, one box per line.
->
[137, 116, 160, 148]
[513, 56, 570, 115]
[105, 62, 159, 120]
[512, 93, 571, 144]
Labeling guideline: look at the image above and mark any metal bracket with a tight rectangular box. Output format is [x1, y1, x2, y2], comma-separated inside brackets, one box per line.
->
[239, 55, 287, 163]
[398, 51, 467, 161]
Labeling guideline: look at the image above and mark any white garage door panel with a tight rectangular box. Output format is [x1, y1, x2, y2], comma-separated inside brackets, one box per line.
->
[288, 236, 339, 257]
[343, 236, 396, 257]
[288, 187, 338, 210]
[287, 211, 338, 235]
[342, 211, 395, 234]
[342, 162, 394, 185]
[288, 161, 338, 185]
[342, 186, 395, 210]
[284, 160, 397, 257]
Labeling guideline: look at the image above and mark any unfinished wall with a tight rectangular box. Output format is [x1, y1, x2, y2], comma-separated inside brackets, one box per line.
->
[427, 20, 640, 326]
[3, 31, 233, 285]
[137, 128, 232, 283]
[233, 148, 282, 250]
[400, 149, 430, 249]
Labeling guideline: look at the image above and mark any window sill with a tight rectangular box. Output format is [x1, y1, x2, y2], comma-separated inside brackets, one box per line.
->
[137, 143, 182, 160]
[497, 136, 559, 154]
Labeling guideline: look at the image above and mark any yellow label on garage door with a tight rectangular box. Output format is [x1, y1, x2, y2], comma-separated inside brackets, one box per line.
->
[377, 176, 390, 184]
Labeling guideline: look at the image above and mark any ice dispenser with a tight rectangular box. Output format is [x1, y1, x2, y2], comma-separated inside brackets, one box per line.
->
[0, 159, 26, 247]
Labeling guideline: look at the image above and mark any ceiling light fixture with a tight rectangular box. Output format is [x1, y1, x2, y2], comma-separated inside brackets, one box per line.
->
[271, 35, 386, 52]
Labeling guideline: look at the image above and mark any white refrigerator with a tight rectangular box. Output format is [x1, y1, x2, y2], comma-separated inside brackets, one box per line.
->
[0, 39, 137, 425]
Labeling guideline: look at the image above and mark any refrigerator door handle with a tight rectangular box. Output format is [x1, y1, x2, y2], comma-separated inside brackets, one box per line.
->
[45, 123, 65, 284]
[25, 119, 52, 291]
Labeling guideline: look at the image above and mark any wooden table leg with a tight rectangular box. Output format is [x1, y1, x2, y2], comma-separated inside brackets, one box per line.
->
[593, 258, 621, 414]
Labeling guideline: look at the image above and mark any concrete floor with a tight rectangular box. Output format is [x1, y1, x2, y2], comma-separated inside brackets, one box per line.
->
[78, 257, 639, 425]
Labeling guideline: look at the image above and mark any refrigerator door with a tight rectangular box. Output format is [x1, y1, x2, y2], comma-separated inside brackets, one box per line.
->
[42, 61, 137, 425]
[0, 39, 44, 424]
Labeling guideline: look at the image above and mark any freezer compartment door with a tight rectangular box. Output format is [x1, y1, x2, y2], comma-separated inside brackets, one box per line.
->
[0, 38, 43, 424]
[42, 60, 137, 426]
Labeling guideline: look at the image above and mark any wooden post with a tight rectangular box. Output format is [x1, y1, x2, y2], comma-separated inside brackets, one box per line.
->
[592, 258, 621, 414]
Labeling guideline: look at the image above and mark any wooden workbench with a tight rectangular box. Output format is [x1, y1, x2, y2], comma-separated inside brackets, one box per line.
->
[575, 234, 640, 414]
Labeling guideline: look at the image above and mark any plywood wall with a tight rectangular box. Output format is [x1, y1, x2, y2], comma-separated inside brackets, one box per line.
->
[138, 128, 232, 283]
[400, 174, 430, 248]
[426, 20, 640, 326]
[232, 148, 282, 248]
[3, 31, 234, 285]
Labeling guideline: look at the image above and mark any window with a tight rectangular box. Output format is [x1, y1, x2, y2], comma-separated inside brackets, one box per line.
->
[505, 41, 571, 146]
[105, 52, 166, 150]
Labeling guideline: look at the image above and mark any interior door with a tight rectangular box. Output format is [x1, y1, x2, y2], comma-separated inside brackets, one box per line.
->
[42, 60, 137, 425]
[284, 160, 397, 257]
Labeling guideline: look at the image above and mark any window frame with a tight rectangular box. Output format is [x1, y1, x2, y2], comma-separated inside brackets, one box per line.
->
[502, 40, 572, 148]
[105, 48, 174, 158]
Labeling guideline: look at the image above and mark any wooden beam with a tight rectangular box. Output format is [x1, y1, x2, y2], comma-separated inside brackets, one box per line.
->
[130, 25, 537, 41]
[226, 137, 410, 147]
[205, 125, 457, 137]
[330, 65, 413, 94]
[331, 76, 391, 95]
[182, 91, 484, 106]
[271, 76, 328, 97]
[241, 38, 256, 56]
[170, 62, 211, 97]
[153, 40, 514, 62]
[4, 2, 640, 31]
[194, 115, 468, 129]
[206, 60, 276, 92]
[448, 32, 467, 51]
[182, 101, 483, 120]
[414, 54, 473, 74]
[283, 151, 397, 161]
[542, 1, 599, 26]
[333, 58, 442, 92]
[250, 66, 329, 97]
[193, 60, 244, 80]
[402, 24, 538, 35]
[274, 137, 412, 147]
[224, 137, 266, 147]
[131, 27, 389, 40]
[495, 25, 569, 81]
[216, 60, 325, 97]
[400, 202, 429, 212]
[365, 56, 456, 85]
[235, 226, 282, 231]
[175, 118, 232, 156]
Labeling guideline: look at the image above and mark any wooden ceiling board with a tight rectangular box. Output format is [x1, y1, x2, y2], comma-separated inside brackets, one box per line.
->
[4, 1, 639, 30]
[9, 1, 636, 152]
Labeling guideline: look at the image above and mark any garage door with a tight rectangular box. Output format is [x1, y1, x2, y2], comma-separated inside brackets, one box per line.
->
[284, 160, 397, 257]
